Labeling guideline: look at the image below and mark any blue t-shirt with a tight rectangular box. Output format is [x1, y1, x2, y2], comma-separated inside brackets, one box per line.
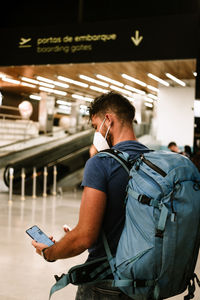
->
[81, 140, 149, 260]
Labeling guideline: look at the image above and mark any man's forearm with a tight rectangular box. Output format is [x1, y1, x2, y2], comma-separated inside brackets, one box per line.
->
[43, 228, 89, 261]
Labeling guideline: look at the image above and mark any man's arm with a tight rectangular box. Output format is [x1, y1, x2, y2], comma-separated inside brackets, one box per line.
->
[32, 186, 107, 261]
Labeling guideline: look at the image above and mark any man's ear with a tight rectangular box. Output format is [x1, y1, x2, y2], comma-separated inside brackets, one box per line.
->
[105, 113, 113, 126]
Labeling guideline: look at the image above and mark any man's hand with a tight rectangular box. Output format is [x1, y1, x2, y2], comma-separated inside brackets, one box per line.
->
[32, 240, 48, 256]
[31, 187, 106, 261]
[32, 236, 55, 256]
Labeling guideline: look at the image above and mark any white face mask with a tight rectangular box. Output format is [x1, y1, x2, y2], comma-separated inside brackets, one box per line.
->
[93, 118, 111, 152]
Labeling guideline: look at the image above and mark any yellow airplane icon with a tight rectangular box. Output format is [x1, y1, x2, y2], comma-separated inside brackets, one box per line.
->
[19, 38, 32, 45]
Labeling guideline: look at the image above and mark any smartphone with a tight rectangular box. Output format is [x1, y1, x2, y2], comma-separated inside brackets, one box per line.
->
[26, 225, 54, 246]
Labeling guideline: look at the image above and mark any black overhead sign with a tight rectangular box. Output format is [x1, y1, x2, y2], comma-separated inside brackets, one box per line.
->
[0, 14, 198, 66]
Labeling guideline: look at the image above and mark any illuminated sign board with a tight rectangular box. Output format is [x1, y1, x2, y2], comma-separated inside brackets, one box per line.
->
[0, 14, 198, 66]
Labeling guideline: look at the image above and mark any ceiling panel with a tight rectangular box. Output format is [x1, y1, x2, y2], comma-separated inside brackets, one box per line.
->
[0, 59, 196, 103]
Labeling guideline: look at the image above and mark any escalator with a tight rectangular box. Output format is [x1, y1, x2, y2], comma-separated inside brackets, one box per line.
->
[3, 129, 94, 195]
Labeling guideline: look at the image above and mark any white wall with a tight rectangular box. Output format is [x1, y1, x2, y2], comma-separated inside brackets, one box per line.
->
[156, 84, 195, 149]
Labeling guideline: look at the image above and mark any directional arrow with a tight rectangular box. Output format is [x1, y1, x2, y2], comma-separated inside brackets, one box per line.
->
[131, 30, 143, 46]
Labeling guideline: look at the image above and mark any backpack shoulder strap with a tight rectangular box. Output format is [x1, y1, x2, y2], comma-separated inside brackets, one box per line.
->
[97, 149, 131, 174]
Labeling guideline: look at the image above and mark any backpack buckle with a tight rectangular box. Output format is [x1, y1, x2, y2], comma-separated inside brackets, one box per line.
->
[54, 273, 65, 282]
[155, 229, 164, 238]
[138, 194, 151, 205]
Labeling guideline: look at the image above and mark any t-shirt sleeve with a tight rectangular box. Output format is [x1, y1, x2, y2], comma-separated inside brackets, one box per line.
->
[81, 156, 108, 193]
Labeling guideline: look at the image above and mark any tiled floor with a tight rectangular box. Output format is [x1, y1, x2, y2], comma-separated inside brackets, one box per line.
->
[0, 190, 200, 300]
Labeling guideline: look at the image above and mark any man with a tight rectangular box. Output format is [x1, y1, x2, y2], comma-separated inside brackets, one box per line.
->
[32, 92, 149, 299]
[167, 141, 180, 153]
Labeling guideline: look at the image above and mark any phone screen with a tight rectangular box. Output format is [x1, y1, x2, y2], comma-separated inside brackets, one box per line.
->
[26, 225, 54, 246]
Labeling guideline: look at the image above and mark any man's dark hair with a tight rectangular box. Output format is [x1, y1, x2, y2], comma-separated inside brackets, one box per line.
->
[89, 91, 135, 124]
[168, 141, 177, 148]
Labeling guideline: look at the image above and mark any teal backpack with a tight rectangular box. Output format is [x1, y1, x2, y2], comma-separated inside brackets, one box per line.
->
[49, 149, 200, 300]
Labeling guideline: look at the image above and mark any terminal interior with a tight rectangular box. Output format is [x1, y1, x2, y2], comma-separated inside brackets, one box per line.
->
[0, 58, 200, 299]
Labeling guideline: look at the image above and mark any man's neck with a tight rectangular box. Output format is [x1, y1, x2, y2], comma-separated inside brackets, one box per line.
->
[112, 126, 137, 146]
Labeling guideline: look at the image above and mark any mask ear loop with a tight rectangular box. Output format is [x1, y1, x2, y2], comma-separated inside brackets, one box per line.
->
[105, 125, 111, 140]
[99, 117, 106, 132]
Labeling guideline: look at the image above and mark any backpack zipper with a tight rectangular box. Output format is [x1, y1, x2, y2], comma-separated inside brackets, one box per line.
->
[140, 155, 167, 177]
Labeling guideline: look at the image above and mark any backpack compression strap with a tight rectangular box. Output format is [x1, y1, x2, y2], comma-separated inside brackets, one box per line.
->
[102, 232, 156, 289]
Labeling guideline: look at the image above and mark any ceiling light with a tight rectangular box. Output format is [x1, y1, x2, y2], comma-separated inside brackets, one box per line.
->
[1, 77, 20, 84]
[110, 85, 132, 96]
[22, 76, 56, 88]
[57, 105, 71, 114]
[124, 85, 146, 95]
[56, 100, 71, 106]
[36, 76, 53, 83]
[121, 74, 147, 87]
[53, 81, 69, 88]
[79, 75, 109, 87]
[21, 82, 36, 88]
[38, 81, 54, 88]
[39, 87, 67, 96]
[144, 97, 154, 103]
[29, 95, 41, 100]
[165, 73, 186, 87]
[89, 86, 109, 93]
[96, 74, 124, 87]
[144, 102, 153, 108]
[72, 94, 93, 102]
[147, 93, 158, 100]
[147, 73, 170, 87]
[57, 75, 88, 88]
[58, 104, 70, 109]
[126, 96, 135, 102]
[36, 76, 69, 88]
[193, 72, 197, 77]
[21, 77, 39, 85]
[147, 85, 159, 92]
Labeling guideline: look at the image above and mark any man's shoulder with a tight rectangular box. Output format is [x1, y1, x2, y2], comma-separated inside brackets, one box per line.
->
[85, 153, 109, 169]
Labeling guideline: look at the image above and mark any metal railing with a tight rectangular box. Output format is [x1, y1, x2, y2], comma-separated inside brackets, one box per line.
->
[8, 165, 58, 202]
[7, 145, 90, 202]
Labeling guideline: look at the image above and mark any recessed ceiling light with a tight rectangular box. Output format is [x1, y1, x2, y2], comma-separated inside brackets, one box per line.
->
[21, 82, 36, 88]
[122, 74, 146, 87]
[57, 75, 88, 88]
[147, 93, 158, 100]
[79, 75, 109, 87]
[2, 77, 20, 85]
[36, 76, 69, 88]
[147, 85, 159, 93]
[96, 74, 124, 87]
[72, 94, 93, 102]
[21, 77, 39, 85]
[144, 102, 153, 108]
[110, 85, 133, 96]
[147, 73, 170, 87]
[56, 100, 71, 106]
[124, 85, 146, 95]
[89, 86, 109, 93]
[144, 97, 154, 103]
[39, 87, 67, 96]
[165, 73, 186, 87]
[29, 95, 41, 100]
